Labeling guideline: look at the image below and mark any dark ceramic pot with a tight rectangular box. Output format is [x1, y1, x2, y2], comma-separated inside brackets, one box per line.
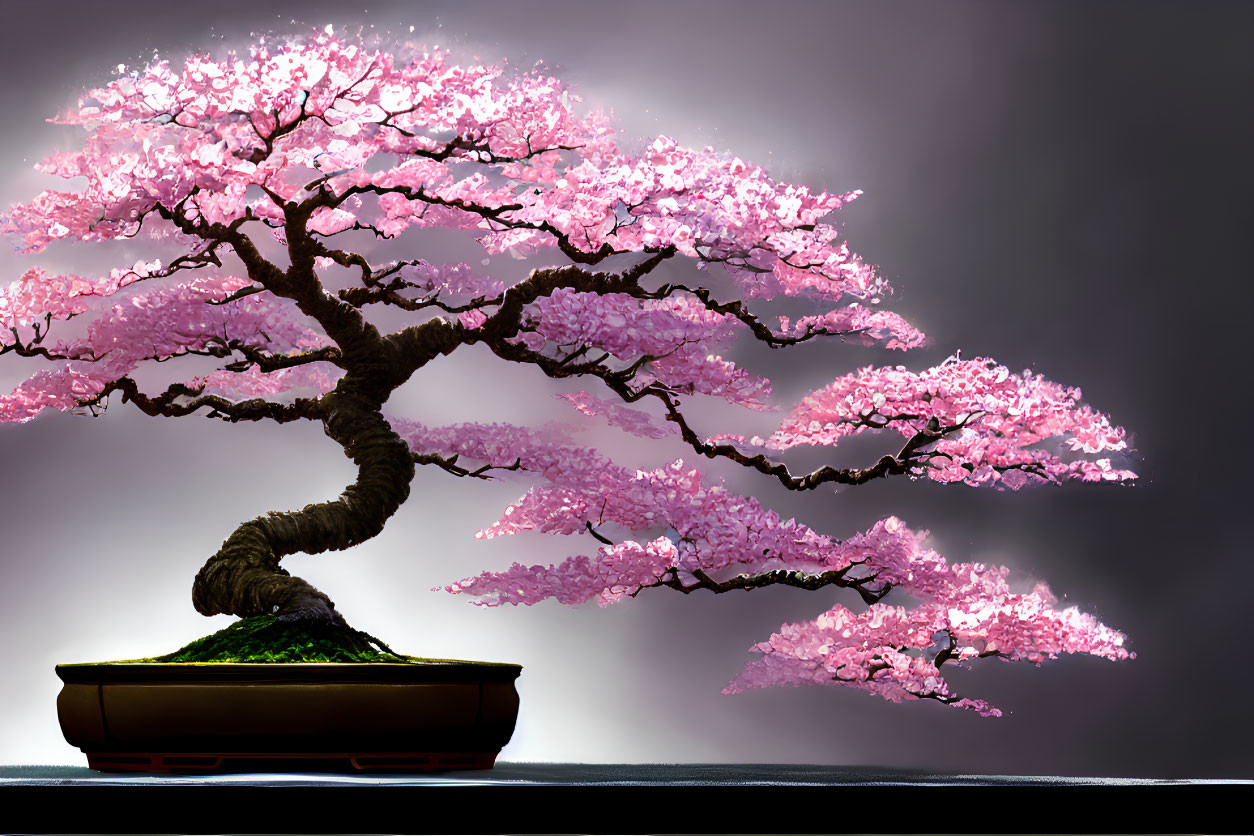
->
[55, 659, 521, 773]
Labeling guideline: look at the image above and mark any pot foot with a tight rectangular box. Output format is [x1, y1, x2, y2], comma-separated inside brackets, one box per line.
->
[85, 750, 499, 773]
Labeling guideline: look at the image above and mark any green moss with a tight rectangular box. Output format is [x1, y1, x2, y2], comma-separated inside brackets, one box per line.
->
[134, 615, 411, 663]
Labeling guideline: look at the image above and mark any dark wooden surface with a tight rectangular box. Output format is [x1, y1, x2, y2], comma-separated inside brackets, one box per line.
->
[1, 763, 1248, 833]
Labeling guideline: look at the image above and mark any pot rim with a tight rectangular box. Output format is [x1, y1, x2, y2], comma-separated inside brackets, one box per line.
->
[56, 659, 523, 684]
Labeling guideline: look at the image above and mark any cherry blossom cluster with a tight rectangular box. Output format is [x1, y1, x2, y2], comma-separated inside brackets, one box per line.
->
[726, 580, 1133, 715]
[0, 364, 115, 423]
[42, 32, 614, 229]
[2, 123, 203, 251]
[0, 260, 160, 335]
[553, 391, 677, 439]
[374, 131, 887, 305]
[17, 29, 896, 315]
[442, 537, 681, 608]
[510, 289, 773, 409]
[469, 458, 849, 576]
[775, 302, 927, 351]
[723, 602, 1002, 715]
[0, 274, 334, 422]
[473, 135, 878, 290]
[393, 259, 505, 300]
[441, 442, 890, 590]
[64, 277, 323, 363]
[398, 419, 842, 579]
[192, 364, 344, 400]
[386, 417, 614, 491]
[769, 353, 1135, 488]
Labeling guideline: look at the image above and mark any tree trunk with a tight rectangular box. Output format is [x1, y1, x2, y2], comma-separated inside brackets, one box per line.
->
[191, 387, 414, 625]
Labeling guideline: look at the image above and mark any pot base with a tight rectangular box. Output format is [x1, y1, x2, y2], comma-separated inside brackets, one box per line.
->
[86, 750, 497, 773]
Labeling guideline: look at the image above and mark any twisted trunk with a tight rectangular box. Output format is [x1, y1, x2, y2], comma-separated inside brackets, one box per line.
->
[192, 385, 415, 625]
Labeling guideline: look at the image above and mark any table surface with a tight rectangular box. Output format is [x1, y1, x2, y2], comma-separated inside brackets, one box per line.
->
[1, 761, 1248, 785]
[2, 763, 1247, 833]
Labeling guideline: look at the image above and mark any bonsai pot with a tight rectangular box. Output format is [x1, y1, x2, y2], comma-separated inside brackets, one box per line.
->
[55, 659, 521, 773]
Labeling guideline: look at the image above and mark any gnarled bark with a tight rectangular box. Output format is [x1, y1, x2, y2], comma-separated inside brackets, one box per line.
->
[191, 386, 415, 625]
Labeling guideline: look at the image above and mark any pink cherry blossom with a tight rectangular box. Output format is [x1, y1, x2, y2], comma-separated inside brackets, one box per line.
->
[769, 353, 1135, 488]
[553, 391, 677, 439]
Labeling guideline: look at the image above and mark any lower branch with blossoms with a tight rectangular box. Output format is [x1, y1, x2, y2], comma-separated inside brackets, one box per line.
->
[409, 418, 1134, 717]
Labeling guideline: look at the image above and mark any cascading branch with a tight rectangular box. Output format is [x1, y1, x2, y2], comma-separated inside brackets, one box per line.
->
[0, 27, 1136, 716]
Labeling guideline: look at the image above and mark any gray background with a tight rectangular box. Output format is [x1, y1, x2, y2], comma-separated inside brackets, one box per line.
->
[0, 1, 1249, 777]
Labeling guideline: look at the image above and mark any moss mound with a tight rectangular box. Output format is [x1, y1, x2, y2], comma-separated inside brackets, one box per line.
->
[141, 615, 410, 663]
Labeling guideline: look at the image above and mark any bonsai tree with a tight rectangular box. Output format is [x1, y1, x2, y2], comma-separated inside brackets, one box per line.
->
[1, 29, 1136, 715]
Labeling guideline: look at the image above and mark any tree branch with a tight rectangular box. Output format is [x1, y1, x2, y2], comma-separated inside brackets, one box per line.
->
[643, 564, 891, 605]
[84, 376, 324, 424]
[220, 343, 344, 373]
[412, 451, 523, 480]
[320, 182, 622, 265]
[651, 282, 870, 348]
